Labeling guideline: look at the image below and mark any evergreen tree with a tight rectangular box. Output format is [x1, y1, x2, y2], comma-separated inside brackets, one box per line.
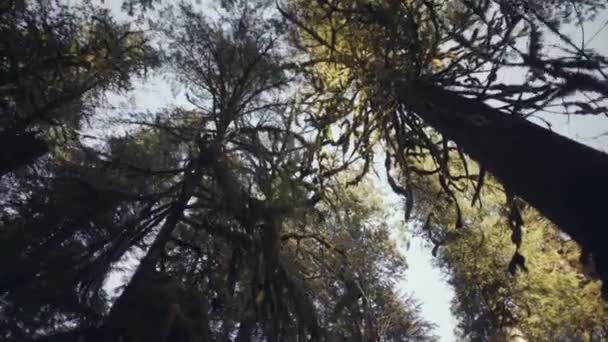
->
[1, 2, 437, 340]
[3, 0, 608, 340]
[0, 0, 157, 175]
[403, 150, 607, 341]
[279, 0, 608, 292]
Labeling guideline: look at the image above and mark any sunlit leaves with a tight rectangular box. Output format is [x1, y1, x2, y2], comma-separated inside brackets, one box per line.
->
[426, 178, 608, 341]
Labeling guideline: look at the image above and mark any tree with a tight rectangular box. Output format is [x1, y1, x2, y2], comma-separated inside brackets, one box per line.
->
[102, 4, 435, 340]
[0, 126, 183, 338]
[444, 213, 607, 341]
[4, 0, 608, 339]
[400, 152, 607, 341]
[438, 189, 606, 341]
[0, 0, 157, 175]
[1, 2, 437, 341]
[279, 0, 608, 291]
[0, 156, 134, 337]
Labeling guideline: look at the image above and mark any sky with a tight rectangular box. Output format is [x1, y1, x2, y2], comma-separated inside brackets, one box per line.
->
[92, 1, 608, 341]
[376, 174, 459, 341]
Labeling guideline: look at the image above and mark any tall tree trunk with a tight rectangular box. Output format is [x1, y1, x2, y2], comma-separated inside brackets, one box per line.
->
[104, 154, 205, 337]
[398, 80, 608, 292]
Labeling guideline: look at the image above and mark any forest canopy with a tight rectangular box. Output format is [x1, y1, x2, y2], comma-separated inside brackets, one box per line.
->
[1, 0, 607, 341]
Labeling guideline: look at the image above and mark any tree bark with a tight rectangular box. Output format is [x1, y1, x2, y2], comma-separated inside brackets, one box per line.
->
[399, 80, 608, 292]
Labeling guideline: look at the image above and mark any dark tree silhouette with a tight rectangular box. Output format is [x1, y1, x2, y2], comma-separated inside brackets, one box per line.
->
[0, 0, 156, 175]
[1, 2, 437, 341]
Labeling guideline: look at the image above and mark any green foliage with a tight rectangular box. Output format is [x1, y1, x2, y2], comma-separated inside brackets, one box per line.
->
[0, 3, 437, 341]
[0, 156, 137, 336]
[409, 167, 608, 341]
[2, 0, 608, 341]
[0, 0, 158, 174]
[287, 0, 608, 326]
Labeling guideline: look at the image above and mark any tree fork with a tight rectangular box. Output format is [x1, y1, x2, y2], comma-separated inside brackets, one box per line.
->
[399, 80, 608, 292]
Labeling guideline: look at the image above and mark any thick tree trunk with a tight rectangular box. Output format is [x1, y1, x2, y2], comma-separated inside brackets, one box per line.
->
[399, 80, 608, 292]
